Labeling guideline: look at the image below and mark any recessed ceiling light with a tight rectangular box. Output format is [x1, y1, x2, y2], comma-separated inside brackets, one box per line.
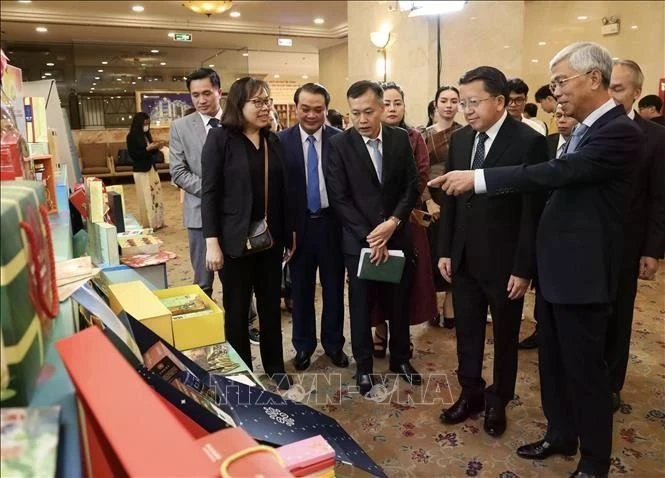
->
[302, 75, 309, 79]
[132, 5, 144, 12]
[35, 26, 48, 33]
[94, 76, 100, 80]
[131, 81, 136, 84]
[242, 52, 249, 57]
[101, 61, 108, 65]
[503, 45, 511, 49]
[41, 76, 46, 79]
[117, 78, 122, 81]
[273, 74, 280, 79]
[577, 15, 588, 20]
[44, 72, 52, 76]
[230, 11, 240, 18]
[314, 17, 325, 25]
[470, 16, 477, 20]
[137, 76, 142, 79]
[208, 64, 215, 67]
[612, 57, 620, 60]
[92, 83, 97, 86]
[90, 87, 95, 90]
[151, 49, 159, 53]
[45, 62, 54, 66]
[18, 1, 32, 3]
[167, 32, 175, 38]
[160, 62, 166, 66]
[123, 90, 127, 93]
[182, 76, 187, 80]
[98, 69, 104, 72]
[631, 25, 638, 30]
[538, 41, 547, 46]
[531, 59, 539, 63]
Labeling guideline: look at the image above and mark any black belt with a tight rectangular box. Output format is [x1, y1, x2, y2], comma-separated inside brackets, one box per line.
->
[307, 208, 331, 219]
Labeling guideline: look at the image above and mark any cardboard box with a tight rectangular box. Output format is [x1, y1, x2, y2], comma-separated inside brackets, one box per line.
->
[108, 281, 173, 345]
[153, 285, 224, 350]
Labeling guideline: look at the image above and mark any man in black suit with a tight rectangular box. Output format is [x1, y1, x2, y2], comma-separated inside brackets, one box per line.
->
[638, 94, 665, 126]
[519, 103, 578, 350]
[607, 59, 665, 411]
[436, 66, 548, 438]
[325, 81, 420, 395]
[432, 42, 643, 478]
[277, 83, 348, 371]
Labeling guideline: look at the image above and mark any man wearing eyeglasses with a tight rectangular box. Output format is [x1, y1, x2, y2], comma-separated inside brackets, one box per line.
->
[436, 66, 548, 439]
[506, 78, 547, 135]
[430, 42, 643, 478]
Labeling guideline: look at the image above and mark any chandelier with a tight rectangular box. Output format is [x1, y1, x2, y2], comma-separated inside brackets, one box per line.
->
[183, 1, 233, 17]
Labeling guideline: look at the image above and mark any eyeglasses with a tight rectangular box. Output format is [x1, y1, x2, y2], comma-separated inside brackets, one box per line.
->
[458, 97, 495, 111]
[507, 97, 526, 106]
[549, 71, 593, 94]
[247, 97, 273, 109]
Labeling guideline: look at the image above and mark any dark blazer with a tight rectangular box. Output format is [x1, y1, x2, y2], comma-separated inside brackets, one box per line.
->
[626, 113, 665, 259]
[201, 127, 292, 258]
[484, 105, 643, 304]
[439, 114, 549, 281]
[325, 125, 419, 256]
[277, 124, 342, 248]
[546, 133, 560, 159]
[126, 131, 159, 172]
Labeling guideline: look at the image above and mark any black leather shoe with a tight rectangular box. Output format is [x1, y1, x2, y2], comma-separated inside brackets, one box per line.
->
[327, 350, 349, 368]
[389, 362, 422, 386]
[518, 330, 539, 349]
[516, 439, 578, 460]
[356, 372, 377, 396]
[270, 372, 293, 391]
[612, 391, 621, 413]
[440, 395, 484, 424]
[570, 471, 608, 478]
[292, 351, 311, 371]
[484, 406, 507, 437]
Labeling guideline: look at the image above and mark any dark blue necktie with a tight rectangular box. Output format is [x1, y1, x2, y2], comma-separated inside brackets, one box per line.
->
[471, 132, 489, 169]
[208, 117, 220, 128]
[306, 136, 321, 212]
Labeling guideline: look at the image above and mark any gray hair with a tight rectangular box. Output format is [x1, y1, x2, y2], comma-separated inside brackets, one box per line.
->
[614, 59, 644, 89]
[549, 42, 613, 87]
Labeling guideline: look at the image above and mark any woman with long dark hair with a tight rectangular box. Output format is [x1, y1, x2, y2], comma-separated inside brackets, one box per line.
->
[201, 77, 295, 390]
[423, 86, 463, 328]
[370, 81, 438, 358]
[126, 112, 164, 229]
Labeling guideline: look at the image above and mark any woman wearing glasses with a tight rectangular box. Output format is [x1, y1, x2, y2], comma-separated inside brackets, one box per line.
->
[423, 86, 463, 328]
[201, 77, 295, 390]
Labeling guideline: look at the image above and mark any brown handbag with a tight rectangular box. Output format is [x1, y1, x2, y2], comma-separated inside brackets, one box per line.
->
[243, 138, 274, 255]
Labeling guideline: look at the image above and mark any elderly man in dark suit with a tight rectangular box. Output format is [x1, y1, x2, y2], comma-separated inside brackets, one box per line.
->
[277, 83, 348, 371]
[436, 66, 548, 438]
[325, 80, 420, 395]
[431, 42, 642, 478]
[608, 59, 665, 411]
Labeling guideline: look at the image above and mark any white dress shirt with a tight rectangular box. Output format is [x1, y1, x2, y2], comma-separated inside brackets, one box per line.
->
[199, 109, 223, 134]
[361, 125, 383, 183]
[475, 98, 617, 193]
[472, 110, 508, 192]
[299, 125, 329, 209]
[627, 109, 635, 120]
[522, 115, 547, 135]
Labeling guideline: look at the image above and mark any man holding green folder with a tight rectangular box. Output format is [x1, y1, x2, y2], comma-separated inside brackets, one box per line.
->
[325, 81, 421, 395]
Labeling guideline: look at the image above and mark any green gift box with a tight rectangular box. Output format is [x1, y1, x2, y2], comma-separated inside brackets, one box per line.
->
[0, 181, 57, 406]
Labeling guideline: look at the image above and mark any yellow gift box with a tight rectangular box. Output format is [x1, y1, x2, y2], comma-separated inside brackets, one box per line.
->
[107, 281, 174, 345]
[152, 285, 225, 351]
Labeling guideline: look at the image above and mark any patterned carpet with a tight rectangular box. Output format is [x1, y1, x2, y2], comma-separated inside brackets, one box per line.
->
[122, 180, 665, 477]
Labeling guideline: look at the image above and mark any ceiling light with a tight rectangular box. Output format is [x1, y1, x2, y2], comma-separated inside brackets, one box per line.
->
[182, 76, 187, 80]
[41, 76, 46, 79]
[612, 57, 620, 60]
[132, 5, 144, 12]
[183, 1, 232, 16]
[470, 16, 477, 20]
[531, 59, 539, 63]
[277, 38, 293, 47]
[18, 1, 32, 3]
[538, 41, 547, 46]
[92, 83, 97, 85]
[101, 61, 108, 65]
[45, 62, 55, 67]
[35, 26, 48, 33]
[314, 17, 325, 25]
[98, 69, 104, 72]
[150, 49, 159, 53]
[208, 64, 215, 67]
[503, 45, 511, 49]
[242, 52, 249, 57]
[631, 25, 638, 30]
[370, 32, 390, 49]
[167, 32, 175, 38]
[117, 78, 122, 81]
[44, 72, 52, 76]
[302, 75, 309, 79]
[273, 74, 280, 78]
[90, 87, 95, 90]
[132, 81, 136, 84]
[577, 15, 588, 20]
[160, 62, 167, 66]
[230, 11, 240, 18]
[137, 76, 142, 79]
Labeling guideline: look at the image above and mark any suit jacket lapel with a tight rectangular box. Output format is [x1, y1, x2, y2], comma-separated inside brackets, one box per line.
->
[190, 113, 207, 150]
[291, 126, 307, 189]
[576, 105, 625, 151]
[482, 116, 515, 168]
[350, 128, 381, 188]
[456, 126, 474, 171]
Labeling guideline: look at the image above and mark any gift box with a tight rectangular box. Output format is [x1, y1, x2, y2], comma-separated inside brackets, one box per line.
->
[84, 177, 105, 224]
[88, 222, 119, 266]
[117, 234, 161, 257]
[153, 285, 225, 350]
[277, 435, 336, 477]
[0, 181, 58, 406]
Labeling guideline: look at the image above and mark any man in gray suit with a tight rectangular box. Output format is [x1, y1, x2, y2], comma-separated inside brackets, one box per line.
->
[170, 68, 223, 298]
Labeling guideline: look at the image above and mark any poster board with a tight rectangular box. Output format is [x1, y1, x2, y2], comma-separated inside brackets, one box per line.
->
[135, 91, 193, 128]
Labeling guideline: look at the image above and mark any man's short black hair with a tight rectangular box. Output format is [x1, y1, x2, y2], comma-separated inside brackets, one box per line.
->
[327, 109, 344, 129]
[507, 78, 529, 96]
[186, 68, 221, 91]
[459, 66, 509, 103]
[535, 85, 554, 103]
[638, 94, 663, 111]
[294, 83, 331, 108]
[346, 80, 383, 101]
[524, 103, 538, 117]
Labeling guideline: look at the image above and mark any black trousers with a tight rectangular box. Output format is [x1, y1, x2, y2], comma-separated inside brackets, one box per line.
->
[451, 261, 524, 406]
[605, 250, 640, 393]
[344, 253, 413, 373]
[290, 214, 345, 356]
[220, 247, 286, 375]
[537, 290, 612, 475]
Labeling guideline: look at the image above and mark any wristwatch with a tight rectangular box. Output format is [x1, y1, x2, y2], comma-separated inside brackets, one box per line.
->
[388, 216, 402, 228]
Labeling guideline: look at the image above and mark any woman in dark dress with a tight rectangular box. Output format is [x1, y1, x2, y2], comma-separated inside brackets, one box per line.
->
[371, 82, 438, 358]
[201, 77, 295, 390]
[422, 86, 462, 328]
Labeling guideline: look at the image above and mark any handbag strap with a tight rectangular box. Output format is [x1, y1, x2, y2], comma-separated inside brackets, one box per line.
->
[263, 138, 269, 218]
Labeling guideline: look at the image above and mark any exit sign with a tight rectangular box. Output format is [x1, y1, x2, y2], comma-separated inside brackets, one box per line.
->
[174, 33, 192, 42]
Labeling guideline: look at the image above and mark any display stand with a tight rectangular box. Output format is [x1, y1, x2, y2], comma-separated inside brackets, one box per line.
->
[25, 154, 57, 213]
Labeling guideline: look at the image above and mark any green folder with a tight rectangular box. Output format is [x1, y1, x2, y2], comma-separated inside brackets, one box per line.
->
[357, 248, 406, 284]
